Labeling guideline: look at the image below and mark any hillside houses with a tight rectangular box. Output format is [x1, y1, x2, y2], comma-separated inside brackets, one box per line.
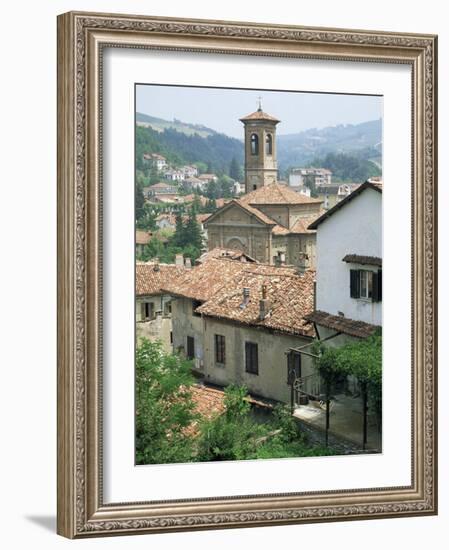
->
[135, 230, 152, 256]
[135, 101, 383, 448]
[136, 261, 186, 352]
[161, 252, 317, 403]
[289, 167, 332, 187]
[143, 153, 167, 171]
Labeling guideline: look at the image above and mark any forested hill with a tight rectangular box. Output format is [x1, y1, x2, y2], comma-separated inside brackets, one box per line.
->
[277, 119, 382, 169]
[136, 113, 382, 180]
[136, 122, 244, 175]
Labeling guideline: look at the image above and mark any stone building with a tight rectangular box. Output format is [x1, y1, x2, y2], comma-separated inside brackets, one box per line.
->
[135, 261, 186, 352]
[204, 183, 323, 268]
[239, 102, 280, 192]
[204, 104, 324, 269]
[162, 252, 318, 404]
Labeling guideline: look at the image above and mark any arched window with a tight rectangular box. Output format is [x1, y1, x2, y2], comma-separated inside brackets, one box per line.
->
[250, 133, 259, 155]
[265, 133, 273, 155]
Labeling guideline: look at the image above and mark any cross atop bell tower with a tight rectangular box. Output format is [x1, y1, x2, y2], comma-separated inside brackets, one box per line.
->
[239, 101, 280, 193]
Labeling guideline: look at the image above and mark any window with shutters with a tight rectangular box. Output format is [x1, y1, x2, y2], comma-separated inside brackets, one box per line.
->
[214, 334, 226, 365]
[245, 342, 259, 375]
[350, 269, 382, 302]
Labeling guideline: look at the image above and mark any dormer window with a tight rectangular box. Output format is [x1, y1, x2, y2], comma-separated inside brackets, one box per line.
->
[250, 133, 259, 155]
[265, 133, 273, 155]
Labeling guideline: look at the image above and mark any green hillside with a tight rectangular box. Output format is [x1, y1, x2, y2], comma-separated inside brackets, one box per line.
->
[136, 124, 244, 175]
[136, 111, 217, 138]
[135, 113, 382, 183]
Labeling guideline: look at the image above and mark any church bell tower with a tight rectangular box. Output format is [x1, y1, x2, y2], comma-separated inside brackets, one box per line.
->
[239, 99, 280, 193]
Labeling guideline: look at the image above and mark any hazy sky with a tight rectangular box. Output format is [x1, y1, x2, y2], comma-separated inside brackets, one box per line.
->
[136, 84, 382, 139]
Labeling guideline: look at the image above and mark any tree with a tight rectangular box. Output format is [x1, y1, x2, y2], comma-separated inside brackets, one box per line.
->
[303, 174, 319, 198]
[312, 333, 382, 449]
[171, 214, 186, 247]
[135, 339, 198, 464]
[135, 184, 145, 220]
[136, 202, 157, 231]
[229, 156, 242, 181]
[195, 385, 332, 462]
[184, 213, 204, 259]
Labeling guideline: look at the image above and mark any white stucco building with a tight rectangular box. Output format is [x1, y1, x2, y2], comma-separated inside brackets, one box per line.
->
[306, 180, 382, 336]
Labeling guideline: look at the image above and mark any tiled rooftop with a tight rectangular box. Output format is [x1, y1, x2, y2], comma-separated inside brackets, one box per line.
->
[136, 262, 186, 296]
[239, 183, 323, 206]
[135, 230, 152, 245]
[342, 254, 382, 267]
[239, 109, 280, 123]
[304, 310, 380, 339]
[196, 265, 316, 337]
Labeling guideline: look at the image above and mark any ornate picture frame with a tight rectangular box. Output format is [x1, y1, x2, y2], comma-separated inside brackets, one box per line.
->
[57, 11, 437, 538]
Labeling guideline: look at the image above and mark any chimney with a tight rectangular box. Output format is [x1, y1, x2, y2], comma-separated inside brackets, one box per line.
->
[175, 253, 184, 267]
[185, 257, 192, 268]
[240, 287, 250, 309]
[259, 284, 271, 320]
[279, 252, 286, 266]
[153, 258, 160, 272]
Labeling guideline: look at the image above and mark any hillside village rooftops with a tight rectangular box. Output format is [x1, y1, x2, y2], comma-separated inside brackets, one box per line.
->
[163, 256, 315, 337]
[149, 182, 178, 190]
[196, 265, 316, 337]
[239, 183, 323, 206]
[136, 262, 186, 297]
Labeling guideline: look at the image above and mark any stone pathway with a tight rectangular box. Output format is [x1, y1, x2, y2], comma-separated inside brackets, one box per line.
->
[293, 393, 381, 451]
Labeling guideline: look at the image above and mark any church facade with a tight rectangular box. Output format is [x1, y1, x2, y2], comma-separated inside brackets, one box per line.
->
[204, 104, 323, 268]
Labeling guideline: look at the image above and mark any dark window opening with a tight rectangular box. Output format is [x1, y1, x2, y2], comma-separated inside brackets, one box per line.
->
[143, 302, 154, 320]
[186, 336, 195, 360]
[192, 299, 202, 317]
[245, 342, 259, 375]
[215, 334, 226, 364]
[250, 133, 259, 155]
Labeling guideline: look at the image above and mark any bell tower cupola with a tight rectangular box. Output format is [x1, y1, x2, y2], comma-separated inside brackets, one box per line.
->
[239, 99, 280, 193]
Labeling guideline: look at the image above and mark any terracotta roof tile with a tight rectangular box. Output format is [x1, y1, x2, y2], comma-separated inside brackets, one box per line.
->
[161, 257, 247, 302]
[196, 264, 316, 337]
[239, 183, 323, 206]
[183, 384, 226, 437]
[289, 213, 325, 234]
[239, 109, 280, 123]
[136, 262, 186, 296]
[135, 230, 152, 245]
[197, 247, 258, 264]
[304, 310, 380, 338]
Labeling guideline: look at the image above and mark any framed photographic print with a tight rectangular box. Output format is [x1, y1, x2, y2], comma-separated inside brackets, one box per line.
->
[57, 11, 438, 538]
